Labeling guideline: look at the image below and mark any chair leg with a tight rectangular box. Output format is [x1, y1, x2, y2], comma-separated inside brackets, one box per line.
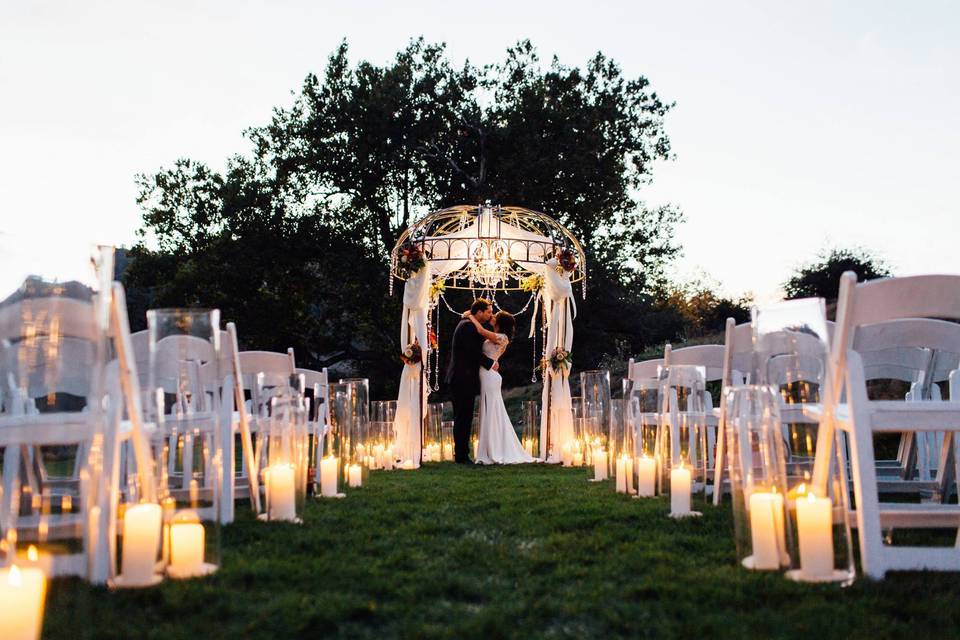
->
[846, 419, 887, 579]
[712, 418, 726, 506]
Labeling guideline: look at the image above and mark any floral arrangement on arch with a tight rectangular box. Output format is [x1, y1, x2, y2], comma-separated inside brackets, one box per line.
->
[541, 347, 572, 373]
[520, 274, 544, 293]
[400, 340, 423, 366]
[428, 328, 438, 351]
[555, 248, 577, 274]
[396, 242, 427, 278]
[429, 279, 446, 302]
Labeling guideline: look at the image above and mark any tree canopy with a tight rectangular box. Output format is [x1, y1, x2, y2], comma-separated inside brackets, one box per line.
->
[783, 247, 892, 302]
[126, 38, 691, 396]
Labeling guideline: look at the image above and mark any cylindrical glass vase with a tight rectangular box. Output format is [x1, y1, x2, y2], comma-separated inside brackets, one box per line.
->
[725, 385, 791, 571]
[329, 382, 368, 489]
[146, 308, 222, 579]
[521, 400, 540, 459]
[258, 394, 309, 523]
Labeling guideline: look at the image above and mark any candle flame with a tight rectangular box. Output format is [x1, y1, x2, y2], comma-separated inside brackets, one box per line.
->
[796, 483, 807, 496]
[806, 492, 818, 503]
[27, 545, 38, 562]
[8, 564, 22, 587]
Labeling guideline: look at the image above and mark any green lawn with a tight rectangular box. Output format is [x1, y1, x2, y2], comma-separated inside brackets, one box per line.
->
[44, 463, 959, 639]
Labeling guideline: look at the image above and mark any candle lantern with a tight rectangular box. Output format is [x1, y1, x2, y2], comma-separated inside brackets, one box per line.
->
[329, 382, 367, 490]
[319, 384, 348, 496]
[257, 393, 309, 523]
[783, 430, 856, 585]
[627, 378, 660, 497]
[424, 403, 444, 462]
[725, 385, 792, 570]
[146, 308, 223, 579]
[656, 365, 709, 499]
[580, 370, 611, 468]
[608, 399, 633, 493]
[0, 291, 103, 581]
[441, 421, 455, 461]
[521, 400, 540, 458]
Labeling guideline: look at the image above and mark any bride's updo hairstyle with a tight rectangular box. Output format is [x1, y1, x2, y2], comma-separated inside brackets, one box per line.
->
[494, 310, 516, 340]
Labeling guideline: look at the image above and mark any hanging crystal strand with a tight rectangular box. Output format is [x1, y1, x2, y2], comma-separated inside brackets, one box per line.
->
[531, 306, 538, 383]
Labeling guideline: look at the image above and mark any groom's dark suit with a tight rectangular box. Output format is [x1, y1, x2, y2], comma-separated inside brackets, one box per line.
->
[445, 319, 495, 463]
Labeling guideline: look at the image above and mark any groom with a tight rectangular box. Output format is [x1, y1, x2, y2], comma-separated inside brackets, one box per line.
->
[445, 298, 498, 464]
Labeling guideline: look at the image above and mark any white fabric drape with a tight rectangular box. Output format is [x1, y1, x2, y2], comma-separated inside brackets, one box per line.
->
[534, 259, 576, 462]
[393, 263, 431, 466]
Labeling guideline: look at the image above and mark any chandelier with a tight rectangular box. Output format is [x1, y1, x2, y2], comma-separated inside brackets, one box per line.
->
[390, 204, 585, 294]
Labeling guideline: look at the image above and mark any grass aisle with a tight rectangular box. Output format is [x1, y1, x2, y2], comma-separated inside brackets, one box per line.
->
[45, 464, 960, 639]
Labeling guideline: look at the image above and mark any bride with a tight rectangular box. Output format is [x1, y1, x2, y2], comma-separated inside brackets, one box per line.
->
[463, 309, 535, 465]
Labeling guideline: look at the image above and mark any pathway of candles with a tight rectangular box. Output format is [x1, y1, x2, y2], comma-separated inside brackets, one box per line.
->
[40, 463, 960, 639]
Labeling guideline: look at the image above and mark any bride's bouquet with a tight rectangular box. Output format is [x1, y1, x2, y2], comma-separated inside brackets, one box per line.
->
[542, 347, 572, 373]
[400, 340, 423, 366]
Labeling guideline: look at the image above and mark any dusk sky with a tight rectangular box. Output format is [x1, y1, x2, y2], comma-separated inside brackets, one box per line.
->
[2, 0, 957, 298]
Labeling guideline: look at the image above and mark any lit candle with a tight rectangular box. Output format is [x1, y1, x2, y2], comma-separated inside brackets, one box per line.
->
[348, 464, 363, 487]
[168, 511, 205, 578]
[0, 559, 46, 640]
[383, 448, 395, 470]
[320, 456, 339, 497]
[523, 438, 534, 456]
[593, 449, 608, 481]
[615, 455, 628, 493]
[572, 450, 584, 467]
[267, 464, 297, 521]
[670, 464, 691, 514]
[561, 442, 573, 467]
[636, 455, 656, 497]
[443, 444, 454, 461]
[625, 456, 634, 493]
[796, 491, 834, 580]
[121, 502, 162, 586]
[747, 491, 785, 570]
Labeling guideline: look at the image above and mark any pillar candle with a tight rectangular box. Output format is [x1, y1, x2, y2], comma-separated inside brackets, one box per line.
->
[0, 564, 46, 640]
[267, 464, 297, 521]
[748, 491, 784, 570]
[625, 456, 634, 494]
[796, 492, 834, 580]
[561, 443, 572, 467]
[383, 450, 395, 470]
[593, 449, 608, 481]
[572, 451, 584, 467]
[348, 464, 362, 487]
[320, 456, 339, 497]
[636, 456, 656, 497]
[121, 503, 162, 585]
[670, 466, 691, 514]
[169, 518, 205, 578]
[615, 455, 627, 493]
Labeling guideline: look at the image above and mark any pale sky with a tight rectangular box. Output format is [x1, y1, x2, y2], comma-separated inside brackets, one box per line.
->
[1, 1, 958, 298]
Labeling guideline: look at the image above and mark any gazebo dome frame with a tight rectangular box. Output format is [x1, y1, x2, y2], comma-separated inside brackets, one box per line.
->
[389, 204, 586, 293]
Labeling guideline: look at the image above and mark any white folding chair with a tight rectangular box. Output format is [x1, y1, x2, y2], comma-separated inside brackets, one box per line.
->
[814, 273, 960, 578]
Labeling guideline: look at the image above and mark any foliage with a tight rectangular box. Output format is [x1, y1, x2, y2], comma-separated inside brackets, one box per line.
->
[42, 465, 960, 639]
[127, 38, 685, 396]
[784, 247, 892, 302]
[653, 275, 751, 340]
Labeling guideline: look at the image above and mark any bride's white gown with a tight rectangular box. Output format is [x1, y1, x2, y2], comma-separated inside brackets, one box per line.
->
[475, 334, 536, 465]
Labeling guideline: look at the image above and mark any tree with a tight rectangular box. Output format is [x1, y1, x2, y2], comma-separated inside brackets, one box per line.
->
[783, 247, 892, 302]
[127, 38, 682, 396]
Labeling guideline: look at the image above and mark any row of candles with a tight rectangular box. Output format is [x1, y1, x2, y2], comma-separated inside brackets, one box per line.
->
[560, 431, 839, 583]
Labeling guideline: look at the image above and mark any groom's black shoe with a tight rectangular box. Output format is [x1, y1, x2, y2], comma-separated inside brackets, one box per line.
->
[456, 459, 476, 466]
